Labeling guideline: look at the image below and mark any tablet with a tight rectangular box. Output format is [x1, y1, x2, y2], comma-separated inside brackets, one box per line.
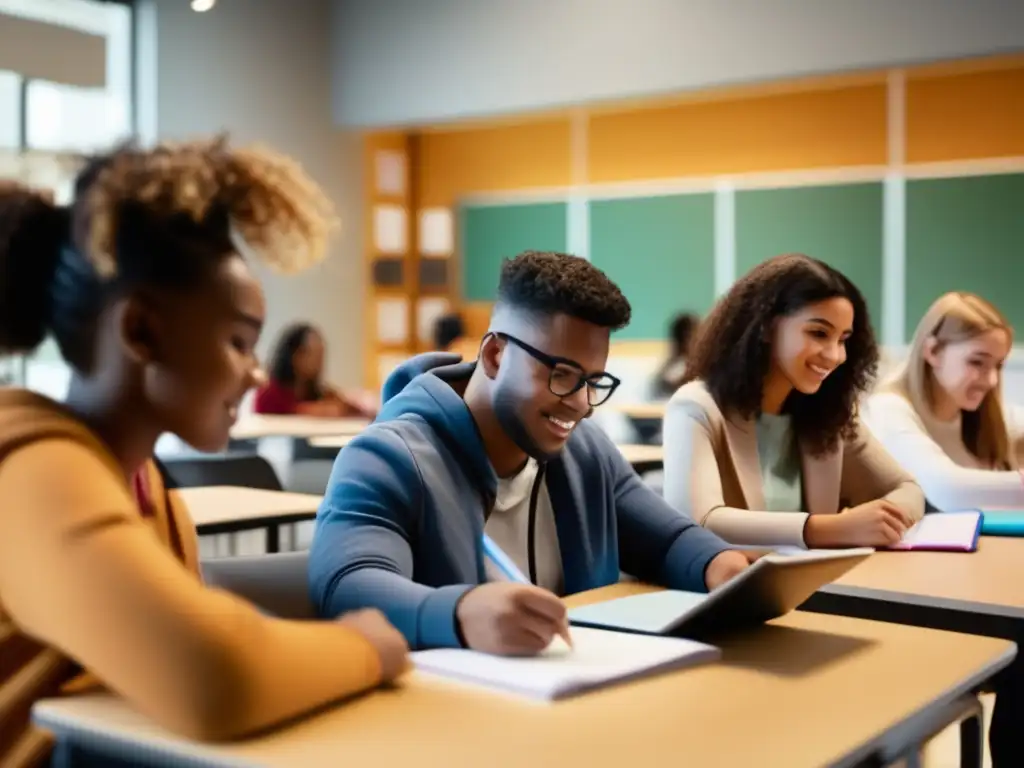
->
[980, 511, 1024, 537]
[568, 548, 873, 639]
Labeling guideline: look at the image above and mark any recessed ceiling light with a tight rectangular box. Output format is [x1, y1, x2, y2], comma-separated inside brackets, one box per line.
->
[191, 0, 216, 12]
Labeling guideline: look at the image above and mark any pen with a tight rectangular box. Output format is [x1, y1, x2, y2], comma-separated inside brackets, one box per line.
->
[481, 533, 574, 649]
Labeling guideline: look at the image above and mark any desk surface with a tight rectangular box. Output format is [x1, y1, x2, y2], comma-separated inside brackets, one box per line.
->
[308, 434, 356, 449]
[34, 584, 1014, 768]
[617, 443, 664, 465]
[174, 486, 321, 527]
[830, 536, 1024, 613]
[230, 415, 370, 440]
[609, 402, 667, 420]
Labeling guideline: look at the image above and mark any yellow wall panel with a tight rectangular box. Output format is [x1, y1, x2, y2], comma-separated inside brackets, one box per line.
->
[589, 84, 887, 182]
[907, 66, 1024, 163]
[418, 119, 573, 206]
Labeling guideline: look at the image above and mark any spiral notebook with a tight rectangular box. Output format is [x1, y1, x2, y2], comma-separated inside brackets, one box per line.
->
[411, 627, 720, 701]
[886, 511, 982, 552]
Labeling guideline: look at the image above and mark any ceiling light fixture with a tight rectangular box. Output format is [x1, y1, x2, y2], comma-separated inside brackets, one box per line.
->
[191, 0, 216, 12]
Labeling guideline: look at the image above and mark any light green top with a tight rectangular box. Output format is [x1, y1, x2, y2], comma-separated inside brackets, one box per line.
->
[755, 412, 803, 512]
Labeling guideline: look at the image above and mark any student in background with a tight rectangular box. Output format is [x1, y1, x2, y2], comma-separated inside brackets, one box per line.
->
[865, 292, 1024, 510]
[0, 141, 406, 767]
[434, 312, 465, 351]
[255, 322, 378, 418]
[310, 251, 752, 655]
[662, 253, 924, 549]
[434, 311, 479, 360]
[652, 311, 699, 399]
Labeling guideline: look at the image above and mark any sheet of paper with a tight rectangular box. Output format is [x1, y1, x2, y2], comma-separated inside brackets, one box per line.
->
[412, 627, 719, 701]
[890, 512, 981, 550]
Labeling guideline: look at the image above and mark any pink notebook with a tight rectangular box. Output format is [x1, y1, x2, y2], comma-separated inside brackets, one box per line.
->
[885, 511, 982, 552]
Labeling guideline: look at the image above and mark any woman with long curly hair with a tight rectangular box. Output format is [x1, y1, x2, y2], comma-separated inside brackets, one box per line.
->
[662, 253, 924, 549]
[0, 138, 406, 767]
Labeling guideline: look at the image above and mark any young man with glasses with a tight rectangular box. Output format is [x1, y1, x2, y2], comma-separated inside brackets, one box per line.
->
[309, 251, 752, 655]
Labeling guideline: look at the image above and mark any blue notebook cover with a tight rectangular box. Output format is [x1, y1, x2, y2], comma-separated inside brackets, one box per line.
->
[980, 511, 1024, 537]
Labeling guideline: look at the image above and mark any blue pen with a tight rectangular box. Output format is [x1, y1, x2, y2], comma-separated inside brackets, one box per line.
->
[481, 533, 530, 583]
[481, 533, 574, 648]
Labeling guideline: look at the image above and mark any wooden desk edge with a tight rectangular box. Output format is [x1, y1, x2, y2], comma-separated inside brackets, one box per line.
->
[818, 582, 1024, 623]
[33, 642, 1017, 768]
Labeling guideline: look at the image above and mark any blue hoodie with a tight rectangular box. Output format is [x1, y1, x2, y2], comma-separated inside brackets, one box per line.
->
[308, 353, 732, 650]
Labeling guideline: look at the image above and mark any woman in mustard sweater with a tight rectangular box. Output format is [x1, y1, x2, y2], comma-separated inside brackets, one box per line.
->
[0, 139, 407, 767]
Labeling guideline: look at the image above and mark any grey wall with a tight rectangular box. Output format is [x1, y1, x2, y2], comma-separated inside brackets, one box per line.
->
[331, 0, 1024, 127]
[137, 0, 365, 386]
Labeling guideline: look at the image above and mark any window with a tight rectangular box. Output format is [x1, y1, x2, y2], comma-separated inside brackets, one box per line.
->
[26, 79, 128, 153]
[0, 70, 20, 150]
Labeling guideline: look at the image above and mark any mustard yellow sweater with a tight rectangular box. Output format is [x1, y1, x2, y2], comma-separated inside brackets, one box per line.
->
[0, 390, 382, 768]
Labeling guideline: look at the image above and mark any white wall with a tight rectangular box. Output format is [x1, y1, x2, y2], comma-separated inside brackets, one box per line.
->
[331, 0, 1024, 126]
[137, 0, 365, 387]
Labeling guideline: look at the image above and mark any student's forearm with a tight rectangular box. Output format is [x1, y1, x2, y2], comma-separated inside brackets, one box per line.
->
[659, 523, 732, 592]
[320, 566, 473, 650]
[703, 507, 810, 547]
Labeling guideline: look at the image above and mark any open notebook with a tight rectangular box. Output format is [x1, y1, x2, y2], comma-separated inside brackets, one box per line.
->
[886, 511, 982, 551]
[411, 627, 719, 701]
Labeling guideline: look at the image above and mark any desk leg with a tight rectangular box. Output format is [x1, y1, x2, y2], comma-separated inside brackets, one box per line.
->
[266, 525, 280, 554]
[857, 694, 984, 768]
[960, 709, 983, 768]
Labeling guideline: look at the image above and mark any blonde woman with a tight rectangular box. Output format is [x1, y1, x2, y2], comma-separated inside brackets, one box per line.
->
[864, 292, 1024, 511]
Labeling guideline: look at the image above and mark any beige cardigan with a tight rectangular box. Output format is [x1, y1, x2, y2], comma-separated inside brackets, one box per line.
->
[663, 381, 925, 547]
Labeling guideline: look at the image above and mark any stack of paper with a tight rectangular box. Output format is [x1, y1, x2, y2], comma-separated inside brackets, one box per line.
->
[412, 627, 719, 701]
[887, 511, 982, 552]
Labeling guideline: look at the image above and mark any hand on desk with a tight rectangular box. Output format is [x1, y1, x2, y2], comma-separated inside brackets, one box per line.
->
[338, 609, 410, 682]
[456, 582, 570, 656]
[804, 500, 913, 548]
[704, 549, 756, 590]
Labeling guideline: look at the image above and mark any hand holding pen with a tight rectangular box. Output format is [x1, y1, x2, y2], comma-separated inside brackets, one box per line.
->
[456, 581, 573, 656]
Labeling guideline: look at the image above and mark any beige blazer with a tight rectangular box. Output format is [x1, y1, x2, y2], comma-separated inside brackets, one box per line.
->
[662, 381, 924, 547]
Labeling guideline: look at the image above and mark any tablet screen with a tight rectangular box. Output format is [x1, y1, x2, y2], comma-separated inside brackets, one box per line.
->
[568, 590, 708, 634]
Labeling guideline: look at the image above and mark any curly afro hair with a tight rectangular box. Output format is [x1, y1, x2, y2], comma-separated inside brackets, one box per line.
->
[0, 136, 337, 367]
[496, 251, 631, 330]
[683, 253, 879, 456]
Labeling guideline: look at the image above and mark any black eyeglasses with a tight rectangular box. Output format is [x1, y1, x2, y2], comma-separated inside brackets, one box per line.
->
[495, 332, 621, 407]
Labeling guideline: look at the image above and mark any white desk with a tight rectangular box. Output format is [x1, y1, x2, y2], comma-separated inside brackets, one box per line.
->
[33, 585, 1015, 768]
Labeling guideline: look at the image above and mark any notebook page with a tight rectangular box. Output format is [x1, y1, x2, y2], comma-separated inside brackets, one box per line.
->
[412, 627, 720, 701]
[889, 512, 981, 550]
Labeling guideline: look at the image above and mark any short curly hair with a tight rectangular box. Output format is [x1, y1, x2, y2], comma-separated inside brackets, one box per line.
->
[0, 136, 337, 368]
[684, 253, 879, 456]
[496, 251, 631, 330]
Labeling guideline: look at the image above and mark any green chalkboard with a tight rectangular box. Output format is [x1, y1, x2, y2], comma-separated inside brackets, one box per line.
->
[461, 202, 568, 301]
[906, 173, 1024, 340]
[735, 183, 885, 338]
[589, 194, 716, 340]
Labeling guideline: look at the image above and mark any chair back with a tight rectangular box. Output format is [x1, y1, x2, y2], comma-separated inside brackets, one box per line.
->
[159, 454, 283, 491]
